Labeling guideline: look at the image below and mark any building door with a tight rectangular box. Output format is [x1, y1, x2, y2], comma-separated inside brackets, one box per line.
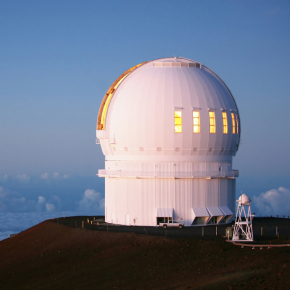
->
[156, 217, 172, 225]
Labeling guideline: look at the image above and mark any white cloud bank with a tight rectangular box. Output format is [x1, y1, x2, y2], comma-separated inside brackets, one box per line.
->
[41, 172, 69, 179]
[0, 211, 77, 241]
[16, 174, 30, 181]
[41, 173, 49, 179]
[53, 172, 69, 178]
[0, 184, 105, 240]
[36, 196, 57, 213]
[77, 189, 104, 214]
[38, 196, 46, 204]
[0, 186, 7, 198]
[0, 187, 59, 214]
[0, 186, 104, 215]
[45, 203, 56, 212]
[252, 187, 290, 216]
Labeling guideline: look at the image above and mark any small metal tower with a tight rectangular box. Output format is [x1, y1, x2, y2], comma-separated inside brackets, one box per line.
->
[232, 193, 254, 241]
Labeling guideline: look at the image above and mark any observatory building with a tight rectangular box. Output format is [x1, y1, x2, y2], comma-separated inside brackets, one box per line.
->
[96, 57, 241, 226]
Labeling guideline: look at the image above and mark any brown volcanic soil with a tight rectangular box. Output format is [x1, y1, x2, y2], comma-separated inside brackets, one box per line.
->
[0, 221, 290, 290]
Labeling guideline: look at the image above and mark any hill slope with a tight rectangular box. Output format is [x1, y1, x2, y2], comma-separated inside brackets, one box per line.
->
[0, 220, 289, 289]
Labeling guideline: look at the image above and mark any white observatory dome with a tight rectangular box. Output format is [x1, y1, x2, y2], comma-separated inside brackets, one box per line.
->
[96, 57, 241, 227]
[97, 57, 240, 162]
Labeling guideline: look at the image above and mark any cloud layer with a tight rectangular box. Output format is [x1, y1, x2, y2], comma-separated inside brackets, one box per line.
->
[77, 189, 105, 213]
[252, 187, 290, 216]
[0, 176, 105, 241]
[0, 211, 79, 241]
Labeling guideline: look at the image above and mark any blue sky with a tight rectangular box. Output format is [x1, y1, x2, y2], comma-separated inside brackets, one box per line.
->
[0, 1, 290, 238]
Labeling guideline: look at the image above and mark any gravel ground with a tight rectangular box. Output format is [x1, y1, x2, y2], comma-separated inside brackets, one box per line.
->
[0, 217, 289, 289]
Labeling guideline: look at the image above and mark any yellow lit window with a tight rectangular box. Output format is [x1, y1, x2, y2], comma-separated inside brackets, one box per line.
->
[175, 111, 182, 133]
[193, 111, 200, 133]
[209, 111, 216, 133]
[231, 113, 236, 134]
[222, 112, 228, 134]
[236, 114, 239, 134]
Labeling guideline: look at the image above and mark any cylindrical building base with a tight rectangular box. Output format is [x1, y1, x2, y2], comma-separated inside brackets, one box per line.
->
[105, 177, 235, 226]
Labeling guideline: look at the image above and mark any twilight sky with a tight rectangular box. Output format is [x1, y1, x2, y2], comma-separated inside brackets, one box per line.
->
[0, 1, 290, 238]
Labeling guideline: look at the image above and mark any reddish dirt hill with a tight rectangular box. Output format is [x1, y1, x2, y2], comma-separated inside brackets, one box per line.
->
[0, 220, 289, 289]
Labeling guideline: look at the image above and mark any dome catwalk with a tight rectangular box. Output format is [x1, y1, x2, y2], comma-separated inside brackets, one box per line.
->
[96, 57, 241, 226]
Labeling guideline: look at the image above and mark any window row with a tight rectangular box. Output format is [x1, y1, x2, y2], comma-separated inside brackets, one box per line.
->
[174, 110, 239, 134]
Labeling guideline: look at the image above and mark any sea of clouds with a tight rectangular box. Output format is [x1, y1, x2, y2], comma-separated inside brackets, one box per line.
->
[251, 187, 290, 217]
[0, 174, 104, 240]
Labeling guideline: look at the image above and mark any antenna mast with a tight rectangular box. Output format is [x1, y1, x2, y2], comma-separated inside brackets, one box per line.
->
[232, 193, 254, 242]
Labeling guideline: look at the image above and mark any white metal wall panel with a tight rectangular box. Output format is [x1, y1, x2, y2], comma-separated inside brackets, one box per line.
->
[175, 179, 187, 224]
[141, 162, 154, 175]
[230, 179, 236, 215]
[129, 177, 141, 225]
[156, 162, 175, 176]
[192, 179, 204, 208]
[105, 177, 114, 223]
[105, 175, 236, 226]
[141, 178, 155, 225]
[218, 179, 228, 206]
[126, 214, 130, 225]
[156, 178, 175, 209]
[206, 179, 219, 207]
[115, 178, 126, 224]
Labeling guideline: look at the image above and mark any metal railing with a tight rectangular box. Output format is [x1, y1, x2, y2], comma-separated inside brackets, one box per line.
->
[98, 169, 239, 179]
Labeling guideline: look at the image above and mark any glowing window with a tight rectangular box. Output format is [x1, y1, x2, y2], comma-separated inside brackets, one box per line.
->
[175, 111, 182, 133]
[222, 112, 228, 134]
[236, 113, 239, 134]
[193, 111, 200, 133]
[231, 113, 236, 134]
[209, 111, 216, 133]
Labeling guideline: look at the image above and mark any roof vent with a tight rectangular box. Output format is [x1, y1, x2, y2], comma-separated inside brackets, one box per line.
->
[153, 62, 201, 68]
